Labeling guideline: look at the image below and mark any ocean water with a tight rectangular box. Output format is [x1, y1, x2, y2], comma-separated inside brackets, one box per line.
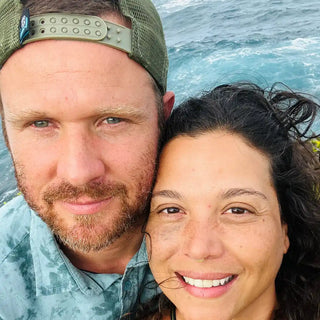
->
[1, 0, 320, 205]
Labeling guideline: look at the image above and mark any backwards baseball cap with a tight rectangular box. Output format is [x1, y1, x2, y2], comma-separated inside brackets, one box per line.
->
[0, 0, 168, 94]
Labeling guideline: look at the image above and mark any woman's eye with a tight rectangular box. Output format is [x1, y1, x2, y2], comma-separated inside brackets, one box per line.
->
[160, 207, 181, 214]
[104, 117, 122, 124]
[32, 120, 50, 128]
[225, 207, 251, 215]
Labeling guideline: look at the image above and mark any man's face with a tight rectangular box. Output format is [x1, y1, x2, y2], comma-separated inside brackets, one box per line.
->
[0, 38, 162, 253]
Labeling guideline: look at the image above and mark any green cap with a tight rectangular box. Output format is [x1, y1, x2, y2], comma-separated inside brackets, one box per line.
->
[0, 0, 168, 94]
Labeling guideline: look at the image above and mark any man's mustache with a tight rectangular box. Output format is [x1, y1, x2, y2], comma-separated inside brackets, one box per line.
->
[43, 181, 127, 205]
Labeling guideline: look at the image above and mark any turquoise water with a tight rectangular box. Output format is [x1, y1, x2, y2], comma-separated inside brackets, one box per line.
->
[1, 0, 320, 204]
[157, 0, 320, 103]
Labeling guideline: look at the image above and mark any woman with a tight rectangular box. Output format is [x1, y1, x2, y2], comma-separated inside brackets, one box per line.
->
[141, 83, 320, 320]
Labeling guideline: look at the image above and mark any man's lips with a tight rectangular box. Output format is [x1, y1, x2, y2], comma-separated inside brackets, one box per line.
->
[57, 197, 112, 215]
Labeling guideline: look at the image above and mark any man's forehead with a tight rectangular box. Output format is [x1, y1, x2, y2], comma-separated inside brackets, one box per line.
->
[0, 38, 149, 83]
[0, 40, 158, 118]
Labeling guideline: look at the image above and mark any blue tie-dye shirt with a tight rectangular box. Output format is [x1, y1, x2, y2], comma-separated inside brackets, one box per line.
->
[0, 196, 158, 320]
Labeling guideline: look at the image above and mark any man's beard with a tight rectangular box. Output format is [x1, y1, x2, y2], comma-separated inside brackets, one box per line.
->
[16, 169, 152, 254]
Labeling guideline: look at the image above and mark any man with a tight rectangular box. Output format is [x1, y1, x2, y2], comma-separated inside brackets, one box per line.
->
[0, 0, 174, 319]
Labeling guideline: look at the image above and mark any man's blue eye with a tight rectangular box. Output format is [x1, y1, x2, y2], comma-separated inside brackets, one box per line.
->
[105, 117, 121, 124]
[33, 120, 49, 128]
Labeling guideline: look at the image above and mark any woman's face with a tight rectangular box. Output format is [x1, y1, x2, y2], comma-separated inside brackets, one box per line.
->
[146, 130, 289, 320]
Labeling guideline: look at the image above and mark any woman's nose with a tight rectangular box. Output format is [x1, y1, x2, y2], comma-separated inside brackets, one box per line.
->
[181, 219, 225, 261]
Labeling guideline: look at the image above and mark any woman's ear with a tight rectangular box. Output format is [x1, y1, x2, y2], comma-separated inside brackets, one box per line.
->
[282, 224, 290, 254]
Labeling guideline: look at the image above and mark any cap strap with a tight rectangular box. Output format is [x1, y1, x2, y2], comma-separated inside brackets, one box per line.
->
[23, 13, 132, 53]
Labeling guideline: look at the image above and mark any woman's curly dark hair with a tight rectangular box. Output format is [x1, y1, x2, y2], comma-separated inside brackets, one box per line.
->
[162, 82, 320, 320]
[128, 82, 320, 320]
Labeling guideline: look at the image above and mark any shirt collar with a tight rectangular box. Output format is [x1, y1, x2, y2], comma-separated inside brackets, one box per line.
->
[29, 210, 148, 297]
[126, 237, 149, 269]
[30, 211, 105, 296]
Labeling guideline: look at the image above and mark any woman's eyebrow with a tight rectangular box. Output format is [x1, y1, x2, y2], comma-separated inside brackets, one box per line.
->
[152, 189, 183, 200]
[152, 188, 267, 200]
[222, 188, 267, 200]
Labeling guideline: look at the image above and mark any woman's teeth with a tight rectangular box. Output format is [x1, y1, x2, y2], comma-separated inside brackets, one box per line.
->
[183, 275, 234, 288]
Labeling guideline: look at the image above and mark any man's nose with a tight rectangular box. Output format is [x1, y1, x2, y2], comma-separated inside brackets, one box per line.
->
[56, 129, 106, 186]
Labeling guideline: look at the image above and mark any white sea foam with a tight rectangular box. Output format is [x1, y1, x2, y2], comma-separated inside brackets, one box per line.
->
[155, 0, 210, 13]
[276, 37, 320, 52]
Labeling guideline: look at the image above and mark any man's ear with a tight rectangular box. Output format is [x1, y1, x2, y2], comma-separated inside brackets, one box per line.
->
[162, 91, 175, 120]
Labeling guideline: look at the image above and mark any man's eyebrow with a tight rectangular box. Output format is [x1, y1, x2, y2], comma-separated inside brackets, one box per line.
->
[151, 189, 183, 200]
[5, 105, 147, 123]
[5, 110, 50, 124]
[222, 188, 268, 200]
[97, 105, 148, 119]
